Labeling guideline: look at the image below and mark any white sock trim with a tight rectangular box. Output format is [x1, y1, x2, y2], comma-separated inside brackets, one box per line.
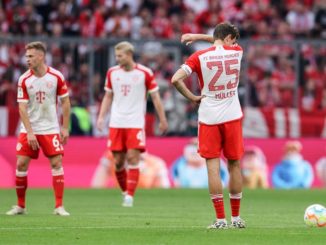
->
[231, 216, 240, 221]
[210, 193, 223, 199]
[229, 192, 242, 199]
[217, 218, 227, 222]
[115, 167, 126, 172]
[16, 170, 28, 177]
[128, 164, 139, 169]
[52, 167, 64, 176]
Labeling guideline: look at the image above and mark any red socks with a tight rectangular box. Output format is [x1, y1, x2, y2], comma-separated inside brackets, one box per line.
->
[115, 168, 127, 192]
[115, 166, 140, 196]
[16, 168, 66, 209]
[230, 193, 242, 217]
[52, 168, 64, 208]
[211, 193, 243, 220]
[16, 171, 28, 208]
[127, 167, 139, 196]
[211, 194, 225, 219]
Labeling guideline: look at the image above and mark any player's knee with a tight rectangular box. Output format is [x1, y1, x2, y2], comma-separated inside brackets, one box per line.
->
[227, 159, 240, 169]
[50, 155, 63, 169]
[126, 155, 139, 165]
[16, 160, 28, 171]
[115, 161, 125, 170]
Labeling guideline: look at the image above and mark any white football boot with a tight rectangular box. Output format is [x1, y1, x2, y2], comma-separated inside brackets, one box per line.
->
[207, 219, 228, 229]
[122, 194, 134, 207]
[230, 217, 246, 228]
[53, 206, 70, 216]
[6, 205, 27, 215]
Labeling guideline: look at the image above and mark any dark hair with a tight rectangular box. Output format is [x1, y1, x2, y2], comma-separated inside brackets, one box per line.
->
[213, 22, 240, 41]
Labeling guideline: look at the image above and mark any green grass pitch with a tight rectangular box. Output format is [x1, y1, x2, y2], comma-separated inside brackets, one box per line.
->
[0, 188, 325, 245]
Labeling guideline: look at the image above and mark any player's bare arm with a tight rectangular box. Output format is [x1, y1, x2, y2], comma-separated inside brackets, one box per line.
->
[60, 96, 71, 145]
[150, 91, 168, 134]
[181, 33, 214, 45]
[97, 91, 113, 131]
[18, 102, 39, 150]
[171, 69, 203, 104]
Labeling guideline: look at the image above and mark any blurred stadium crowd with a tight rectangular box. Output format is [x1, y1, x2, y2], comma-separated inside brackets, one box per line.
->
[0, 0, 325, 136]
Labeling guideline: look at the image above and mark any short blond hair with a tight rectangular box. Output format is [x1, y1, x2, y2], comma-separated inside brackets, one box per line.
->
[114, 41, 134, 54]
[25, 41, 46, 54]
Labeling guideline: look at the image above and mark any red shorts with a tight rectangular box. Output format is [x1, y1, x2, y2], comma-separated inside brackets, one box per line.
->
[198, 119, 244, 160]
[16, 133, 64, 159]
[108, 128, 145, 152]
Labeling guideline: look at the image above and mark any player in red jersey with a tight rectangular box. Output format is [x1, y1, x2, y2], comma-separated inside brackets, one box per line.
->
[172, 23, 245, 229]
[6, 42, 71, 216]
[97, 41, 168, 207]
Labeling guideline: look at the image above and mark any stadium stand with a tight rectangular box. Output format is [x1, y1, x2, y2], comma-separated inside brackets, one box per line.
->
[0, 0, 325, 136]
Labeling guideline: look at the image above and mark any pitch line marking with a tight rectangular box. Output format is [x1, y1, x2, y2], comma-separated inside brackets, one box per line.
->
[0, 226, 204, 230]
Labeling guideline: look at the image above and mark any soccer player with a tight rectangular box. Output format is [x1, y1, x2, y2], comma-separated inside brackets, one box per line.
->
[97, 41, 168, 207]
[6, 42, 71, 216]
[171, 23, 245, 229]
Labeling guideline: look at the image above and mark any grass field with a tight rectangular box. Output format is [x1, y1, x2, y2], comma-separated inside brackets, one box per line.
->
[0, 188, 325, 245]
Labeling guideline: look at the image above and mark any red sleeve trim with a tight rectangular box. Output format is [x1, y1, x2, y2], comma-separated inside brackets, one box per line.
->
[105, 66, 121, 90]
[18, 72, 33, 101]
[135, 64, 158, 91]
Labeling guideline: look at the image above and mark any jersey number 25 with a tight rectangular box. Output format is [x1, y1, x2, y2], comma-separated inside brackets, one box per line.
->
[206, 59, 239, 91]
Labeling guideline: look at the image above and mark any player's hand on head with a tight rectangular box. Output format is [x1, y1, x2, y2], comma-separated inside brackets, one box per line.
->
[27, 132, 39, 150]
[60, 127, 69, 145]
[181, 33, 194, 46]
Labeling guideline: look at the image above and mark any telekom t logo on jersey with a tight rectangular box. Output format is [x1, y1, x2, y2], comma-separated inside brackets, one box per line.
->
[36, 91, 46, 103]
[121, 85, 131, 96]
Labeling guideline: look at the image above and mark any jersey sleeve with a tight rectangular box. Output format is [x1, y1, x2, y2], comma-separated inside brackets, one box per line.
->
[17, 77, 29, 103]
[104, 69, 113, 92]
[57, 74, 69, 98]
[145, 69, 159, 93]
[181, 52, 200, 76]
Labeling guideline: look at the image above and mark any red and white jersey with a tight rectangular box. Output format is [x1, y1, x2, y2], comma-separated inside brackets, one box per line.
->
[17, 67, 69, 134]
[182, 45, 243, 125]
[104, 64, 158, 128]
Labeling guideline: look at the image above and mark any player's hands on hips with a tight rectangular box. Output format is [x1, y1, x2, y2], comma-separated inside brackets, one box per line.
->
[96, 118, 104, 132]
[60, 127, 69, 145]
[181, 33, 195, 45]
[27, 132, 39, 150]
[191, 95, 205, 104]
[158, 120, 168, 135]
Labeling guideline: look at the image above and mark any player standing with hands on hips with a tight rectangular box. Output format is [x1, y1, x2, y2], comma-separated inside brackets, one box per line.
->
[171, 23, 245, 229]
[97, 41, 168, 207]
[6, 42, 71, 216]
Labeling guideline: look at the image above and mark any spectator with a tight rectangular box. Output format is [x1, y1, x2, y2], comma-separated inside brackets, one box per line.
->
[286, 2, 315, 37]
[171, 138, 229, 188]
[272, 141, 314, 189]
[91, 150, 170, 188]
[183, 0, 208, 14]
[241, 146, 269, 189]
[300, 78, 321, 112]
[315, 150, 326, 187]
[313, 0, 326, 38]
[70, 106, 92, 136]
[272, 57, 296, 107]
[256, 72, 281, 108]
[104, 5, 131, 38]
